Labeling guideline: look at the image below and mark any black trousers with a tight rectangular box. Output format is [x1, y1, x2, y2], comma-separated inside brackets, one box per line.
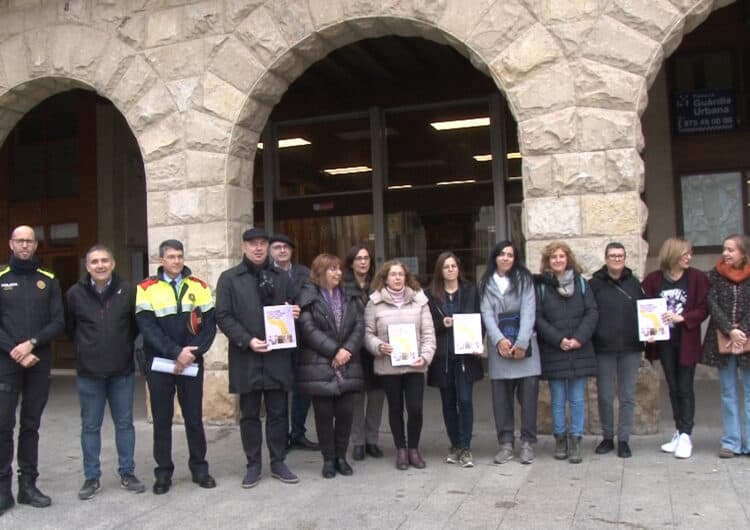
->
[659, 342, 696, 435]
[311, 393, 355, 460]
[239, 389, 288, 467]
[0, 354, 51, 491]
[380, 373, 425, 449]
[146, 365, 208, 480]
[491, 376, 539, 444]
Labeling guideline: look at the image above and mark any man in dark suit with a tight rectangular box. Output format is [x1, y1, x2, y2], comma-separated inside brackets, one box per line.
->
[269, 234, 317, 451]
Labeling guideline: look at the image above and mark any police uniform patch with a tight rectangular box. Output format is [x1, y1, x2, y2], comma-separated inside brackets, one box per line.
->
[189, 293, 196, 302]
[36, 280, 46, 289]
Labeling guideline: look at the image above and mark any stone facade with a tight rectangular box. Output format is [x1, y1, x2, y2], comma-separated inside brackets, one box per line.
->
[0, 0, 726, 422]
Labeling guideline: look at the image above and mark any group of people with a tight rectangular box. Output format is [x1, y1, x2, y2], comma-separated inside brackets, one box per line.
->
[1, 222, 749, 517]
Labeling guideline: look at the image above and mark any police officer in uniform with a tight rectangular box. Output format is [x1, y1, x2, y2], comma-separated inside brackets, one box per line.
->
[0, 225, 64, 515]
[135, 239, 217, 495]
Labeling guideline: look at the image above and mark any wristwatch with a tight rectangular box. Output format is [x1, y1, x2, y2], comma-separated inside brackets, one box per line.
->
[29, 337, 38, 349]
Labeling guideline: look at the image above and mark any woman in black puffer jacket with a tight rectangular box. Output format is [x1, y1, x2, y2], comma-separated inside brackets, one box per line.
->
[297, 253, 365, 479]
[534, 241, 598, 464]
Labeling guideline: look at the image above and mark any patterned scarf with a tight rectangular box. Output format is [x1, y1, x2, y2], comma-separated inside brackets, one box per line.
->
[322, 287, 343, 330]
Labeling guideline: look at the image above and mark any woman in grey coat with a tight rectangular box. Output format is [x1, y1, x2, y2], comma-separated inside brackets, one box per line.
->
[480, 240, 539, 465]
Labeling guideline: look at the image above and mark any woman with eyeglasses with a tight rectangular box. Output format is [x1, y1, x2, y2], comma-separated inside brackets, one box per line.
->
[643, 237, 709, 459]
[342, 244, 386, 462]
[426, 251, 484, 468]
[589, 243, 645, 458]
[364, 260, 436, 470]
[701, 234, 750, 458]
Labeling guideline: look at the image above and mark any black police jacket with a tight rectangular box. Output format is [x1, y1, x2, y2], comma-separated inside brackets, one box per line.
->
[0, 256, 64, 359]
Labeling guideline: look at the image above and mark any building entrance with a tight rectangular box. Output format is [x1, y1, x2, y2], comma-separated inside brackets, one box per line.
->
[254, 37, 523, 281]
[1, 88, 147, 368]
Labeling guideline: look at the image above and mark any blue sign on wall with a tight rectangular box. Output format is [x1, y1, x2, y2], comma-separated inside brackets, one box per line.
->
[674, 89, 736, 134]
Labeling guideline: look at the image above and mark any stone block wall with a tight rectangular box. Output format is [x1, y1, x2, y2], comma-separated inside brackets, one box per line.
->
[0, 0, 724, 422]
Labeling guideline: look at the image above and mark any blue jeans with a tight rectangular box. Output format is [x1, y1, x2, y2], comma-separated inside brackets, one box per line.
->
[718, 356, 750, 454]
[439, 360, 474, 449]
[549, 377, 587, 437]
[77, 374, 136, 480]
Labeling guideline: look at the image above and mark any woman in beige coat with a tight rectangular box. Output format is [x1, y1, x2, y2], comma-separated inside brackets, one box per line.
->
[365, 260, 436, 470]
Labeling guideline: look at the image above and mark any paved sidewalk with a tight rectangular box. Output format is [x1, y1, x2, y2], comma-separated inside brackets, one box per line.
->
[2, 374, 749, 529]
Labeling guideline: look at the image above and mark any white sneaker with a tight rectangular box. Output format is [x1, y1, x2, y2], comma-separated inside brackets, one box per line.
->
[660, 431, 680, 453]
[674, 433, 693, 459]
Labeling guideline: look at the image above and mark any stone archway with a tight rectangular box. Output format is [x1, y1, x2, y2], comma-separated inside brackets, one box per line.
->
[201, 3, 576, 253]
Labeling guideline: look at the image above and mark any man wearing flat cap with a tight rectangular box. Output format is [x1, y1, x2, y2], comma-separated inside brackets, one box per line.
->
[215, 228, 301, 488]
[269, 234, 316, 451]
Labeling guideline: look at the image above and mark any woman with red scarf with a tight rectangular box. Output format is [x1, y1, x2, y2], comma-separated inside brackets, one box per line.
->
[702, 234, 750, 458]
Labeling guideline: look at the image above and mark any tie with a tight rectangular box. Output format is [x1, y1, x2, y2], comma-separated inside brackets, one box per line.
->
[171, 279, 179, 298]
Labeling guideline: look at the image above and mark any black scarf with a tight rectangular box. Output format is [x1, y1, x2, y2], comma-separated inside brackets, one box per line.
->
[243, 256, 276, 305]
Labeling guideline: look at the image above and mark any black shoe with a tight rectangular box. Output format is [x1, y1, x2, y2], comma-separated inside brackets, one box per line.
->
[352, 445, 365, 461]
[288, 435, 319, 450]
[334, 458, 353, 476]
[242, 464, 261, 489]
[17, 479, 51, 508]
[617, 441, 632, 458]
[78, 478, 100, 500]
[322, 460, 336, 479]
[192, 474, 217, 489]
[270, 462, 299, 484]
[595, 438, 615, 455]
[365, 444, 384, 458]
[0, 492, 14, 515]
[152, 478, 171, 495]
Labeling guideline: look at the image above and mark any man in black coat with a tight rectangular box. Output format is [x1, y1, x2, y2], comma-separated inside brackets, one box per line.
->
[0, 225, 64, 515]
[269, 233, 317, 451]
[215, 228, 301, 488]
[65, 245, 145, 500]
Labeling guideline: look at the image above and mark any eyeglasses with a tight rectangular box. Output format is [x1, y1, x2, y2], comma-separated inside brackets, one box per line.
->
[11, 239, 35, 246]
[354, 256, 370, 261]
[606, 254, 625, 260]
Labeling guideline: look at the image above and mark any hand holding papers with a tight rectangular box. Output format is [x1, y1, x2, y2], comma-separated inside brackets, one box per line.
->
[388, 323, 419, 366]
[452, 313, 483, 355]
[151, 356, 199, 377]
[264, 305, 297, 350]
[637, 298, 670, 341]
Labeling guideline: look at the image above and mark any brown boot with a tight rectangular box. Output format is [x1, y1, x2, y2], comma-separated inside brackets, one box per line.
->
[396, 449, 409, 470]
[408, 448, 426, 469]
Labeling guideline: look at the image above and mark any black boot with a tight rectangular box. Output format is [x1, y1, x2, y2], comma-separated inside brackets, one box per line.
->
[17, 476, 51, 508]
[0, 491, 14, 515]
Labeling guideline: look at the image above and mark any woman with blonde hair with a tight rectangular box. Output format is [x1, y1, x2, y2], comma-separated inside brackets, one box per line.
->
[643, 237, 709, 459]
[534, 241, 598, 464]
[364, 260, 436, 470]
[702, 234, 750, 458]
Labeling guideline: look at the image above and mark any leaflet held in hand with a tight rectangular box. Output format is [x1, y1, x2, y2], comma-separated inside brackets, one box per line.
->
[388, 323, 419, 366]
[151, 357, 199, 377]
[637, 298, 670, 341]
[452, 313, 483, 354]
[264, 304, 297, 350]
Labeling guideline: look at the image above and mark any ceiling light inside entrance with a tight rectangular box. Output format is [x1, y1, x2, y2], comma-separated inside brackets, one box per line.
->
[472, 152, 522, 162]
[430, 117, 490, 130]
[436, 179, 476, 186]
[323, 165, 372, 175]
[257, 137, 311, 150]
